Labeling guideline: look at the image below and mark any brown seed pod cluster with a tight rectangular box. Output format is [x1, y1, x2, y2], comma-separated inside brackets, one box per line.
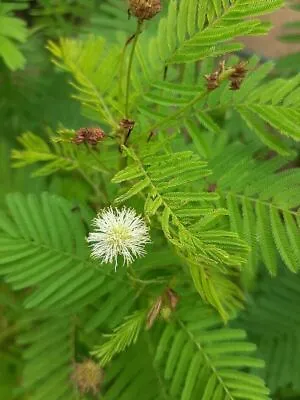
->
[119, 118, 135, 146]
[204, 61, 225, 91]
[229, 61, 248, 91]
[129, 0, 161, 21]
[71, 359, 104, 395]
[73, 127, 105, 146]
[205, 60, 248, 92]
[205, 71, 220, 91]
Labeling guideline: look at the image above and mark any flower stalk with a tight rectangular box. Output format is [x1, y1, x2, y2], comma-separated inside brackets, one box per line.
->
[125, 21, 143, 118]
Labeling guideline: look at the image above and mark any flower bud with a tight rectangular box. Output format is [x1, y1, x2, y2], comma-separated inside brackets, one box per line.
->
[160, 306, 172, 321]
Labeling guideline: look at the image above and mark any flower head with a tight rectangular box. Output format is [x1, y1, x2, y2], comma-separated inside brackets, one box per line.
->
[87, 207, 150, 269]
[71, 359, 104, 395]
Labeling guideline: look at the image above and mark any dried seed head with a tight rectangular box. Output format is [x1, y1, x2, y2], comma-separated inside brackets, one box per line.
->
[166, 288, 179, 311]
[72, 359, 104, 395]
[229, 61, 248, 91]
[230, 79, 243, 91]
[204, 61, 226, 91]
[73, 127, 105, 146]
[230, 61, 248, 80]
[146, 295, 163, 330]
[119, 118, 135, 131]
[205, 60, 248, 92]
[129, 0, 161, 21]
[205, 72, 220, 91]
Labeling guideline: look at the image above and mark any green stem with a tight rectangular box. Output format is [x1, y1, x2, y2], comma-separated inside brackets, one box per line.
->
[125, 21, 143, 118]
[146, 90, 208, 140]
[119, 33, 136, 102]
[126, 268, 168, 286]
[78, 169, 103, 201]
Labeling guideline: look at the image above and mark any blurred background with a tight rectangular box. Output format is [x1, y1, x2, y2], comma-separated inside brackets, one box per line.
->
[244, 2, 300, 57]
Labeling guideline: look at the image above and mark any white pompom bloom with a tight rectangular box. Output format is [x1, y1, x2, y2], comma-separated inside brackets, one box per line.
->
[87, 207, 151, 269]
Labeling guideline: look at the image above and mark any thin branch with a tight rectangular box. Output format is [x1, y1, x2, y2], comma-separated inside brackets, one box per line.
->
[125, 21, 143, 118]
[146, 90, 208, 141]
[77, 169, 104, 201]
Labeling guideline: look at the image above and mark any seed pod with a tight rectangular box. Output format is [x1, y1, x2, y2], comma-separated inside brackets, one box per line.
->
[146, 295, 163, 330]
[230, 79, 243, 91]
[129, 0, 161, 21]
[73, 127, 105, 145]
[205, 72, 220, 91]
[71, 359, 104, 395]
[231, 61, 248, 80]
[229, 61, 248, 91]
[166, 288, 179, 311]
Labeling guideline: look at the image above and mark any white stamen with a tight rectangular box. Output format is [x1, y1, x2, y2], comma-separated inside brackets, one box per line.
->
[87, 206, 151, 269]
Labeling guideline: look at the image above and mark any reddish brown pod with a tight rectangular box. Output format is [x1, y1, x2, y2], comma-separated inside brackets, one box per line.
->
[73, 127, 105, 146]
[129, 0, 162, 21]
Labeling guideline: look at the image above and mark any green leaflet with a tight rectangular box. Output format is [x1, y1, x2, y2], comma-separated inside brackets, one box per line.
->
[152, 298, 269, 399]
[12, 130, 116, 177]
[0, 3, 28, 70]
[47, 36, 120, 127]
[18, 317, 76, 400]
[96, 299, 269, 400]
[0, 193, 133, 313]
[208, 141, 300, 277]
[244, 270, 300, 393]
[91, 310, 147, 366]
[114, 178, 151, 204]
[154, 0, 283, 64]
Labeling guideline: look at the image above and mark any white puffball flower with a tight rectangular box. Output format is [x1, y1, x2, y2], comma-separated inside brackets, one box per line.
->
[87, 206, 151, 269]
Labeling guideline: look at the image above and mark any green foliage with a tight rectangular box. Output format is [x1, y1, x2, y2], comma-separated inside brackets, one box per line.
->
[1, 1, 300, 399]
[92, 310, 147, 366]
[144, 0, 282, 65]
[0, 192, 132, 312]
[31, 0, 98, 37]
[139, 56, 300, 155]
[206, 141, 300, 283]
[243, 269, 300, 394]
[90, 0, 136, 37]
[0, 1, 28, 70]
[11, 130, 117, 177]
[16, 316, 76, 400]
[276, 0, 300, 74]
[47, 36, 121, 127]
[101, 298, 269, 400]
[113, 143, 249, 320]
